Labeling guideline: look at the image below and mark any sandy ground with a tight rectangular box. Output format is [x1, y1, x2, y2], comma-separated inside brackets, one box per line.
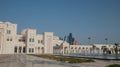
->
[0, 54, 120, 67]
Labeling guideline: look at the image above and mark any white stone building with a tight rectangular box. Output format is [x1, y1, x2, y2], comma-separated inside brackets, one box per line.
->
[0, 22, 120, 55]
[0, 22, 53, 54]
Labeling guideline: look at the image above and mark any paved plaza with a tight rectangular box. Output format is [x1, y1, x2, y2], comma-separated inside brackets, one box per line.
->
[0, 54, 120, 67]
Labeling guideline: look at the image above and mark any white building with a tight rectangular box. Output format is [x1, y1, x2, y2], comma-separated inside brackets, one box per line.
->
[0, 22, 53, 54]
[0, 22, 120, 55]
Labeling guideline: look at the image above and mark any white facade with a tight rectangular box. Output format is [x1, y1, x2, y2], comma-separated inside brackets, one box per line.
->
[0, 22, 120, 55]
[0, 22, 17, 54]
[0, 22, 52, 54]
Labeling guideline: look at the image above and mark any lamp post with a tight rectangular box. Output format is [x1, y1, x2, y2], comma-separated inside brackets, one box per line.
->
[105, 38, 108, 44]
[88, 37, 91, 45]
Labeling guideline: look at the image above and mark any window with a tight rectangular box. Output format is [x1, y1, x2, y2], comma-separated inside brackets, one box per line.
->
[19, 39, 21, 42]
[6, 38, 12, 41]
[38, 40, 40, 44]
[10, 38, 12, 41]
[6, 30, 11, 34]
[38, 40, 43, 44]
[7, 38, 9, 41]
[32, 38, 34, 42]
[19, 39, 25, 42]
[22, 39, 25, 42]
[32, 48, 34, 52]
[29, 38, 31, 42]
[29, 38, 34, 42]
[29, 48, 34, 53]
[19, 37, 25, 42]
[41, 40, 43, 44]
[29, 48, 31, 52]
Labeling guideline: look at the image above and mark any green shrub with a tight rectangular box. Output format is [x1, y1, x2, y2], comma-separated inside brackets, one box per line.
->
[29, 54, 94, 63]
[106, 64, 120, 67]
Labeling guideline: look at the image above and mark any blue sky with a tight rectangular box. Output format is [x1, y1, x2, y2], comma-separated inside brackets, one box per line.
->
[0, 0, 120, 44]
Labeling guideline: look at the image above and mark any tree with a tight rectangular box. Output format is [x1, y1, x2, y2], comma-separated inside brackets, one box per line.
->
[67, 33, 75, 45]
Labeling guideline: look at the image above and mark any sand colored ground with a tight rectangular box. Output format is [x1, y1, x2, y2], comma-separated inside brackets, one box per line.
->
[0, 54, 120, 67]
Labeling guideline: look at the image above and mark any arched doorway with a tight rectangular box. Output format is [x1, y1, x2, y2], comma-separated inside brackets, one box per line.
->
[14, 46, 17, 53]
[38, 47, 40, 53]
[41, 47, 44, 54]
[19, 47, 22, 53]
[23, 46, 26, 53]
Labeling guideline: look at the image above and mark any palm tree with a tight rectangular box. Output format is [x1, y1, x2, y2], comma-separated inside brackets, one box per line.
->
[88, 37, 91, 45]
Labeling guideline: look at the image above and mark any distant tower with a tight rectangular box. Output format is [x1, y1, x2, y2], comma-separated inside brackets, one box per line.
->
[0, 22, 17, 54]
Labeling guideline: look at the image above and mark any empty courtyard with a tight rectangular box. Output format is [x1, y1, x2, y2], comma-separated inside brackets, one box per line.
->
[0, 54, 120, 67]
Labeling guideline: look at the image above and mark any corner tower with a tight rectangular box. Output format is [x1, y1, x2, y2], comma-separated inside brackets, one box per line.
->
[0, 22, 17, 54]
[43, 32, 53, 54]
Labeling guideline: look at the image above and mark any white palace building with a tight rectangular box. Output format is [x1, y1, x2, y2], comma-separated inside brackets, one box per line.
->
[0, 22, 120, 55]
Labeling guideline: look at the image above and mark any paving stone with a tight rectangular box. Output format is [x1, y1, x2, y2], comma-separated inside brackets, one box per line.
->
[0, 54, 120, 67]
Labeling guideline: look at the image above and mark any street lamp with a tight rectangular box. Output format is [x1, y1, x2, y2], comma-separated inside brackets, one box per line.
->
[88, 37, 91, 45]
[105, 38, 108, 44]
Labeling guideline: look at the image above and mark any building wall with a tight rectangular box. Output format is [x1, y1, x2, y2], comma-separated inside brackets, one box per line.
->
[0, 28, 4, 54]
[0, 21, 119, 55]
[0, 22, 17, 54]
[25, 29, 36, 54]
[43, 32, 53, 54]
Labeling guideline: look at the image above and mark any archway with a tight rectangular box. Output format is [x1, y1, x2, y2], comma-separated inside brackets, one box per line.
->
[19, 47, 22, 53]
[23, 46, 26, 53]
[41, 47, 44, 54]
[14, 46, 17, 53]
[38, 47, 40, 53]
